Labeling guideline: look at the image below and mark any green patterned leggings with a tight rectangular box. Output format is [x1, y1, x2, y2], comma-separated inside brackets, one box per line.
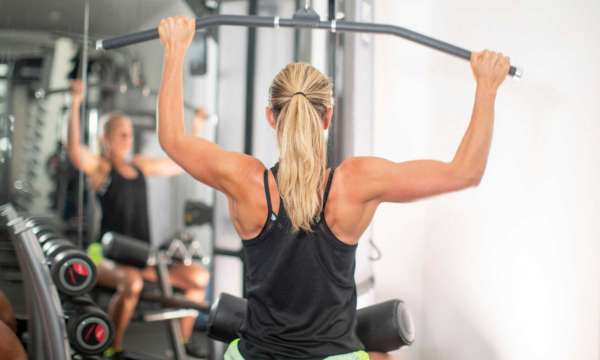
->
[224, 339, 370, 360]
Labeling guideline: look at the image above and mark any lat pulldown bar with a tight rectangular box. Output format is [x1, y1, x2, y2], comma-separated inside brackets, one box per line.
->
[96, 10, 523, 78]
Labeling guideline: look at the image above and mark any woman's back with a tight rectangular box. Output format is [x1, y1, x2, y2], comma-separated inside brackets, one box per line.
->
[239, 165, 363, 359]
[232, 158, 381, 247]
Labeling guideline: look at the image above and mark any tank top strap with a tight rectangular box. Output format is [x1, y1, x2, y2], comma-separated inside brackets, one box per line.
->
[263, 169, 274, 217]
[321, 167, 336, 215]
[271, 163, 279, 179]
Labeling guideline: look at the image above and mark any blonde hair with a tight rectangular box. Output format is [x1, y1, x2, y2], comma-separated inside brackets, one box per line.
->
[100, 112, 128, 137]
[99, 112, 129, 156]
[269, 63, 333, 232]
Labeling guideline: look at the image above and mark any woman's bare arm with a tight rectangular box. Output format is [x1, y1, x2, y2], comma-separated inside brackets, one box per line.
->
[156, 16, 261, 197]
[66, 80, 101, 175]
[134, 108, 208, 177]
[348, 50, 510, 204]
[133, 156, 183, 177]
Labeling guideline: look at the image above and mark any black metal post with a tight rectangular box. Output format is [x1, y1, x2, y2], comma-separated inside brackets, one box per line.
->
[327, 0, 341, 167]
[244, 0, 259, 156]
[156, 253, 187, 360]
[241, 0, 259, 296]
[294, 0, 302, 61]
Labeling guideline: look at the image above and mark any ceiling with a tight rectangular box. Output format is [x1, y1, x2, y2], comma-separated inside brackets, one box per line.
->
[0, 0, 188, 40]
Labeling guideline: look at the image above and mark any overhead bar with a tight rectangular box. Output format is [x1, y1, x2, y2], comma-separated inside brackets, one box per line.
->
[96, 13, 523, 78]
[34, 83, 197, 112]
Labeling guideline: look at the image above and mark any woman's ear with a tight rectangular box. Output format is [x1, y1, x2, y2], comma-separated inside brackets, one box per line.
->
[266, 107, 276, 129]
[323, 108, 333, 130]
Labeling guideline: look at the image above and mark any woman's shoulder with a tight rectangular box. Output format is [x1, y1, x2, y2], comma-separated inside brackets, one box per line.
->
[88, 158, 112, 192]
[334, 157, 386, 202]
[336, 157, 374, 183]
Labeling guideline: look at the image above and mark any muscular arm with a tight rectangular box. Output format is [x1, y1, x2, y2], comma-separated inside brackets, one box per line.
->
[350, 51, 509, 204]
[133, 156, 183, 177]
[135, 108, 206, 177]
[67, 86, 101, 175]
[157, 17, 259, 197]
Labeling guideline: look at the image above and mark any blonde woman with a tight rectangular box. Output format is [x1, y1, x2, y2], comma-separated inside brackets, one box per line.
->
[67, 81, 210, 358]
[157, 16, 509, 360]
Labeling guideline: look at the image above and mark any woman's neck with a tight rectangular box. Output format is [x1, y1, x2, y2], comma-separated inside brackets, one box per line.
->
[106, 153, 127, 166]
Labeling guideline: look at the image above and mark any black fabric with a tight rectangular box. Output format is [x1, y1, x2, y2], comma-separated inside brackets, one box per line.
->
[97, 165, 150, 244]
[239, 166, 363, 359]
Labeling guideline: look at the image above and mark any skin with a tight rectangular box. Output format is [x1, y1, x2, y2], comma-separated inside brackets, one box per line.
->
[0, 321, 26, 360]
[67, 81, 210, 351]
[0, 290, 17, 333]
[157, 16, 509, 359]
[0, 291, 26, 360]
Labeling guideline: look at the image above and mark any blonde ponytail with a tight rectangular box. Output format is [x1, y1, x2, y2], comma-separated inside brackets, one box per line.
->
[269, 63, 332, 232]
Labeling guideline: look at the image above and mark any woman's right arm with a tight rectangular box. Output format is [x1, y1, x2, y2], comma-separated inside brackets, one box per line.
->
[67, 80, 101, 175]
[156, 17, 262, 199]
[347, 50, 510, 204]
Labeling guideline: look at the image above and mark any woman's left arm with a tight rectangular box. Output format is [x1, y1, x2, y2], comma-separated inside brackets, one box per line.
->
[133, 156, 182, 177]
[134, 108, 207, 177]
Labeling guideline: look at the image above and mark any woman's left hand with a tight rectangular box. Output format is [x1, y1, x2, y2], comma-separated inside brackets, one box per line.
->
[158, 16, 196, 52]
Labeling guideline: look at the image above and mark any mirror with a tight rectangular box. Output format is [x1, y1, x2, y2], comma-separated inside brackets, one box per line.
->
[0, 0, 219, 357]
[0, 0, 218, 249]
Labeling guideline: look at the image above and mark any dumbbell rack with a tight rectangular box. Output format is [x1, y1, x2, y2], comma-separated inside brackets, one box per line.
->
[0, 203, 72, 360]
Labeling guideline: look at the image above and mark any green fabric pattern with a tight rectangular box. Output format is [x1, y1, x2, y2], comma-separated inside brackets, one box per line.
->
[224, 339, 370, 360]
[86, 242, 104, 266]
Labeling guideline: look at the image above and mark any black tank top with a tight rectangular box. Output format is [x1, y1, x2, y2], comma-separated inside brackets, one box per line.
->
[239, 165, 364, 359]
[97, 165, 150, 243]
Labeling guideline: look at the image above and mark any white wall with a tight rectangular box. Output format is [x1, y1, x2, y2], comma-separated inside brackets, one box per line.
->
[372, 1, 600, 360]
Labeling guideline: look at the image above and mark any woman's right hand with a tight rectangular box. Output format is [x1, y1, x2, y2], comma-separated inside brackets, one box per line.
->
[71, 79, 84, 103]
[158, 16, 196, 53]
[470, 50, 510, 92]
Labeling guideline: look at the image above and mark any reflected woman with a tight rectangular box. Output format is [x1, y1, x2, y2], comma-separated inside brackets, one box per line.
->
[67, 80, 210, 358]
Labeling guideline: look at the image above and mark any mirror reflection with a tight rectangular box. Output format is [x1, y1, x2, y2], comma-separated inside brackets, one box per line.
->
[1, 0, 220, 358]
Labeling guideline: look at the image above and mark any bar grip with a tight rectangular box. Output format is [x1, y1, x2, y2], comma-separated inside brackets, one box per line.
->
[97, 15, 273, 50]
[98, 28, 158, 50]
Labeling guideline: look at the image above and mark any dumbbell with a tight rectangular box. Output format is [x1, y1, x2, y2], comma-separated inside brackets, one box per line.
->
[207, 293, 415, 352]
[38, 232, 63, 247]
[25, 216, 59, 232]
[65, 295, 114, 356]
[42, 238, 96, 296]
[29, 223, 53, 235]
[42, 238, 75, 257]
[28, 221, 57, 234]
[27, 222, 63, 241]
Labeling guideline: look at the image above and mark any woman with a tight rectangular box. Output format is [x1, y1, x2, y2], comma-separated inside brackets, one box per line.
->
[157, 16, 509, 360]
[67, 80, 210, 358]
